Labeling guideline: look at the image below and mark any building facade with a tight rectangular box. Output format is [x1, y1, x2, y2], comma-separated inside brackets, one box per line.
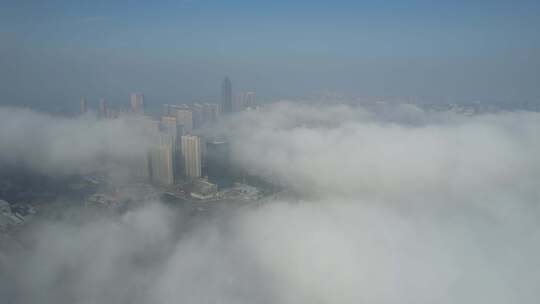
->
[181, 135, 202, 178]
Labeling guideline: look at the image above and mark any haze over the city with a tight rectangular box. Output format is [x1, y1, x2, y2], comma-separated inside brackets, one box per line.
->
[1, 0, 540, 110]
[1, 1, 540, 304]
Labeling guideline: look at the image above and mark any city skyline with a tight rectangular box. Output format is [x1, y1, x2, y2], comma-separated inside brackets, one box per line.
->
[1, 0, 539, 110]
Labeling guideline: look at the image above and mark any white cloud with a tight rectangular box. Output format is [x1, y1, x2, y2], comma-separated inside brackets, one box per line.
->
[2, 102, 540, 303]
[0, 106, 151, 176]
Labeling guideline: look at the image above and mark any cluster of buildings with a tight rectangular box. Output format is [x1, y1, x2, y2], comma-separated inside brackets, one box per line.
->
[80, 78, 257, 118]
[79, 77, 257, 200]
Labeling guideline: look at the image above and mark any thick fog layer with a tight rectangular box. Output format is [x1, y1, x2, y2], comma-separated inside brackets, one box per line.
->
[2, 103, 540, 303]
[229, 102, 540, 203]
[0, 107, 150, 175]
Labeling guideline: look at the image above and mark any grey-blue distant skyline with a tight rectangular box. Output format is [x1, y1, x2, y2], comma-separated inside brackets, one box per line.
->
[1, 0, 539, 110]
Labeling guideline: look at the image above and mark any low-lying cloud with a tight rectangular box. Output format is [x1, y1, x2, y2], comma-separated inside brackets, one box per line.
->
[0, 106, 150, 176]
[229, 102, 540, 203]
[1, 102, 540, 303]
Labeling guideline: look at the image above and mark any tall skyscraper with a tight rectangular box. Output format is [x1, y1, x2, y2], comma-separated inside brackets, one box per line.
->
[181, 135, 202, 178]
[130, 93, 144, 114]
[80, 98, 87, 115]
[160, 115, 183, 151]
[148, 141, 174, 186]
[221, 77, 232, 113]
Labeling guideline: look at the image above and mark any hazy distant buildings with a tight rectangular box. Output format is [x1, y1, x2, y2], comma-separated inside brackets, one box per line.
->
[203, 102, 220, 123]
[235, 91, 256, 112]
[131, 101, 224, 184]
[80, 98, 87, 115]
[181, 135, 202, 178]
[130, 93, 144, 114]
[221, 77, 232, 113]
[191, 102, 221, 128]
[98, 98, 108, 119]
[163, 104, 194, 133]
[162, 103, 220, 132]
[138, 116, 160, 136]
[192, 103, 205, 129]
[163, 104, 187, 116]
[160, 116, 178, 139]
[175, 108, 193, 133]
[163, 104, 171, 116]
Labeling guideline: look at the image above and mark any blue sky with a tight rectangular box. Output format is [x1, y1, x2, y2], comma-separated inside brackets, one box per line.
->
[1, 0, 539, 110]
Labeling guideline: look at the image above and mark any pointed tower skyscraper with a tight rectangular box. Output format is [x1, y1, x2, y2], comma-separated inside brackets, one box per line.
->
[221, 77, 232, 114]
